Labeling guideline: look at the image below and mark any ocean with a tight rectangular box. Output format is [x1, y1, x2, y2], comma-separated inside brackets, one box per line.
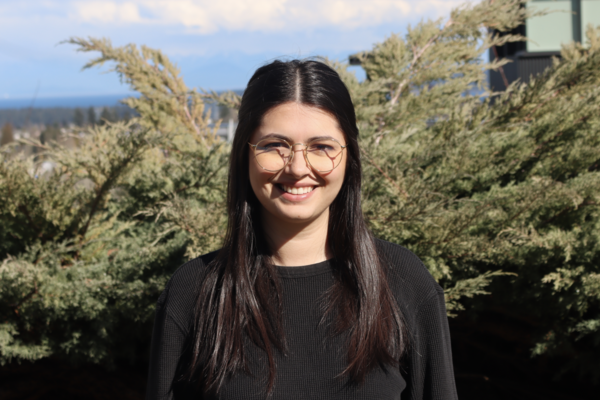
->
[0, 94, 135, 110]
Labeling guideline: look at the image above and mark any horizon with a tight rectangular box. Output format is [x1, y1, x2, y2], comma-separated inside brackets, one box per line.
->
[0, 91, 246, 110]
[0, 93, 134, 110]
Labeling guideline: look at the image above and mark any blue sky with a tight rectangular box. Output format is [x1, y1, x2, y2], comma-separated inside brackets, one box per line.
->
[0, 0, 476, 100]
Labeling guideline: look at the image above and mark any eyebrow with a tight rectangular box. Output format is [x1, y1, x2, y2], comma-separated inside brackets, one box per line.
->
[259, 133, 339, 142]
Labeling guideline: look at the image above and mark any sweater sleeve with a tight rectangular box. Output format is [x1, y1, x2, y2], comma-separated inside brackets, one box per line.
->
[402, 290, 458, 400]
[146, 289, 189, 400]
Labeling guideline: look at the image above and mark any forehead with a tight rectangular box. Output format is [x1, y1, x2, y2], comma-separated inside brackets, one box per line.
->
[250, 102, 345, 143]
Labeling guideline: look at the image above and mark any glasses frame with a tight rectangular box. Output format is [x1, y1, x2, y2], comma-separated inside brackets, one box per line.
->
[248, 137, 347, 173]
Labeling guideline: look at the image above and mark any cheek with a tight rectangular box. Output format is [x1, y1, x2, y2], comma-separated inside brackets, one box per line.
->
[328, 160, 348, 200]
[332, 156, 348, 187]
[248, 157, 274, 198]
[248, 158, 262, 195]
[321, 169, 346, 205]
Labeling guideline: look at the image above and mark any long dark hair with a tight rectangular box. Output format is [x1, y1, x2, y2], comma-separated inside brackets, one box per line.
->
[185, 59, 406, 394]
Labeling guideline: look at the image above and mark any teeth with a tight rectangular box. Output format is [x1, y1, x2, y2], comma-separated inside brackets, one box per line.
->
[281, 185, 314, 194]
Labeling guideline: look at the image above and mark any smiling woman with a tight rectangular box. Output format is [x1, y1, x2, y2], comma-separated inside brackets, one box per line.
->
[248, 103, 348, 265]
[146, 60, 458, 400]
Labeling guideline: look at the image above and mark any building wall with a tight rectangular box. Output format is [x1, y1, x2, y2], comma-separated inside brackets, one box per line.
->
[490, 0, 600, 91]
[527, 0, 600, 52]
[526, 1, 574, 52]
[582, 0, 600, 45]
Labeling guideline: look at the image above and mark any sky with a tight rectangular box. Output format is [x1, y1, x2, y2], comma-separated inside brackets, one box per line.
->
[0, 0, 478, 101]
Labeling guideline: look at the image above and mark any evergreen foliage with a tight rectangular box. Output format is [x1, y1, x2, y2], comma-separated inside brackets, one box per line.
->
[0, 38, 229, 367]
[0, 0, 598, 384]
[343, 1, 600, 381]
[73, 108, 85, 127]
[1, 123, 14, 146]
[99, 107, 116, 125]
[87, 106, 96, 126]
[39, 124, 62, 144]
[0, 106, 131, 129]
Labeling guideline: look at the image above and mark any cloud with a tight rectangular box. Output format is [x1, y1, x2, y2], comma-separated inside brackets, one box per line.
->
[71, 1, 143, 24]
[67, 0, 479, 33]
[0, 0, 482, 97]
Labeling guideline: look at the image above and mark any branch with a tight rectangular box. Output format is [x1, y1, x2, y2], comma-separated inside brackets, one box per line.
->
[492, 45, 509, 89]
[17, 204, 43, 238]
[390, 18, 453, 106]
[542, 201, 598, 226]
[3, 177, 43, 236]
[79, 153, 136, 238]
[360, 147, 408, 198]
[183, 102, 201, 136]
[9, 282, 39, 310]
[524, 90, 559, 121]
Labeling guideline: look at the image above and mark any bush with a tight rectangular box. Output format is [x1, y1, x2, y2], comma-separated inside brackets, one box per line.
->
[1, 0, 598, 384]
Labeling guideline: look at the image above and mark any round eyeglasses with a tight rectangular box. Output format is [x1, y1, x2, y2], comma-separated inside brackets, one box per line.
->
[249, 137, 346, 173]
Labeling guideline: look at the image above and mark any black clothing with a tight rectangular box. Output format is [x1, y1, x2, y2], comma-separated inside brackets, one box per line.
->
[146, 240, 458, 400]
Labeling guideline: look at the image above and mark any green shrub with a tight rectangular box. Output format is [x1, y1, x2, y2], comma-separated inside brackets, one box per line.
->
[1, 0, 598, 383]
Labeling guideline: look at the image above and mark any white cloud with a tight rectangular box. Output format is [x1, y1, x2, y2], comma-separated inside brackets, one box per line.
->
[66, 0, 479, 33]
[71, 1, 143, 24]
[414, 0, 470, 16]
[0, 0, 483, 96]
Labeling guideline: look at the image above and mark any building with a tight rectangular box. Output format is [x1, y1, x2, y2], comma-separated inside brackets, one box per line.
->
[490, 0, 600, 91]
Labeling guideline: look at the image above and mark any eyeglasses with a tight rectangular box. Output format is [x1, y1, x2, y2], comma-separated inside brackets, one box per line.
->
[249, 137, 346, 173]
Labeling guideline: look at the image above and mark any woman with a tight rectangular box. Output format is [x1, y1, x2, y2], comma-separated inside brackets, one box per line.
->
[147, 60, 457, 400]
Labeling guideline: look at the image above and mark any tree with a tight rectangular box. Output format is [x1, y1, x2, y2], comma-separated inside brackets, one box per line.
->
[1, 0, 599, 389]
[218, 103, 236, 121]
[121, 109, 131, 123]
[99, 107, 117, 125]
[0, 123, 14, 146]
[0, 35, 228, 370]
[341, 3, 600, 383]
[39, 123, 61, 144]
[87, 106, 96, 126]
[73, 108, 85, 126]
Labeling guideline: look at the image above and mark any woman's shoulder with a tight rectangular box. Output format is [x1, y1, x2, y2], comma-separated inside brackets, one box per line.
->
[167, 249, 219, 290]
[157, 250, 220, 321]
[374, 238, 443, 309]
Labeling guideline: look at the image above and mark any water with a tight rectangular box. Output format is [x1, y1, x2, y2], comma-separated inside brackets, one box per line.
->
[0, 94, 135, 109]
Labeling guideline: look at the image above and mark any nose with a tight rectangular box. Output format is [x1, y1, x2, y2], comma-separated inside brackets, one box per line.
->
[286, 145, 311, 176]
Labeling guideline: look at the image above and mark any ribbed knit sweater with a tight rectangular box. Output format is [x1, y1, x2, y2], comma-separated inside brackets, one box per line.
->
[146, 240, 458, 400]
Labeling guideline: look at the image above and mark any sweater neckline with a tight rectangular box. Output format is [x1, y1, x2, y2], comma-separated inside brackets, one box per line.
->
[276, 259, 332, 278]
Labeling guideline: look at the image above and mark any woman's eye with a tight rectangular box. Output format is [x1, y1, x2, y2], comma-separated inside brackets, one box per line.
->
[260, 141, 287, 149]
[310, 143, 334, 152]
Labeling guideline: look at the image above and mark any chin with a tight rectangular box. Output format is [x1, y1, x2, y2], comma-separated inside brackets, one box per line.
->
[276, 211, 319, 223]
[269, 205, 326, 225]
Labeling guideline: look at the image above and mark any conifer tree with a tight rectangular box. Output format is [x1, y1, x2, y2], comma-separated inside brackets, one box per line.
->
[39, 123, 61, 144]
[87, 106, 96, 126]
[73, 108, 85, 126]
[0, 123, 14, 146]
[1, 0, 598, 384]
[99, 107, 117, 125]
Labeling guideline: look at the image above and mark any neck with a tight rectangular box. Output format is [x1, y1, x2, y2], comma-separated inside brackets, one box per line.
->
[261, 209, 332, 267]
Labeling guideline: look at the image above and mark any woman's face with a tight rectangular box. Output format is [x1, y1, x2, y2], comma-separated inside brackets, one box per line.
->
[248, 102, 347, 228]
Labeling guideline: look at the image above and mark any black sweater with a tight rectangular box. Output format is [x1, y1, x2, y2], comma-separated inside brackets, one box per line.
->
[146, 240, 458, 400]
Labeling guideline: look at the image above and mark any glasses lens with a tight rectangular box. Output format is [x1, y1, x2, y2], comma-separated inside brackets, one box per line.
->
[255, 138, 291, 171]
[306, 139, 344, 172]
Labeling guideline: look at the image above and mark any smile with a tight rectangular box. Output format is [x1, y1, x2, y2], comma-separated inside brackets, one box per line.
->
[277, 184, 315, 195]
